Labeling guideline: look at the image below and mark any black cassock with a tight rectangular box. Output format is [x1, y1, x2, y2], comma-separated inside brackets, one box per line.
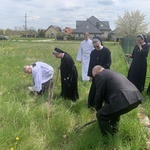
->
[127, 44, 149, 92]
[60, 53, 79, 101]
[87, 47, 111, 107]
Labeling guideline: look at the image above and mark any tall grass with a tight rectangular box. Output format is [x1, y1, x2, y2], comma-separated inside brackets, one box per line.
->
[0, 40, 147, 150]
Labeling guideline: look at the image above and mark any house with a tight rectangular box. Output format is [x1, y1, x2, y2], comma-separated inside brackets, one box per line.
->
[108, 29, 124, 42]
[73, 16, 111, 40]
[45, 25, 62, 38]
[63, 27, 74, 35]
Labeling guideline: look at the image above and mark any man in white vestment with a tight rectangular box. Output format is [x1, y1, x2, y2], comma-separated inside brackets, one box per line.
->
[23, 62, 54, 96]
[76, 32, 93, 81]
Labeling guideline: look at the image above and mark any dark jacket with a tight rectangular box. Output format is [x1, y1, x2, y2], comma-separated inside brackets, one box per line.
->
[88, 47, 111, 77]
[94, 69, 143, 112]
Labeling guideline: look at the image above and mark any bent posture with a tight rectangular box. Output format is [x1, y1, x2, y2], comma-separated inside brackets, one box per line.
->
[23, 62, 53, 96]
[53, 48, 79, 101]
[92, 65, 143, 135]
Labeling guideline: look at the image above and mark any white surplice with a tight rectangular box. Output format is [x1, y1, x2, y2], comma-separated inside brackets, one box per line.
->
[76, 39, 93, 81]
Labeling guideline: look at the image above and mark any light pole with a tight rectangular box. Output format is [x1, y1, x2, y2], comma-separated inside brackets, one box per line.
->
[25, 14, 27, 38]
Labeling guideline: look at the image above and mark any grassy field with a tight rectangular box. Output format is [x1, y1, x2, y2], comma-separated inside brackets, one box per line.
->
[0, 40, 149, 150]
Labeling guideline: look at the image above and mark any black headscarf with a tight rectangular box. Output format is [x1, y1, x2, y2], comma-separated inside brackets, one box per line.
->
[53, 47, 67, 55]
[137, 34, 148, 44]
[93, 36, 103, 46]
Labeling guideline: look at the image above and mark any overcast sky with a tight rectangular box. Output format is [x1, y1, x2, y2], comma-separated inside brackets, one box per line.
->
[0, 0, 150, 30]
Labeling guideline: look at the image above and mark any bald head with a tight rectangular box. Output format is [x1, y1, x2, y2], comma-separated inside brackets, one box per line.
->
[92, 65, 104, 77]
[23, 65, 32, 74]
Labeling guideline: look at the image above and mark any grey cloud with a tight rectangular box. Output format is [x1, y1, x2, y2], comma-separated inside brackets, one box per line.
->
[11, 0, 31, 1]
[98, 0, 115, 5]
[57, 5, 85, 11]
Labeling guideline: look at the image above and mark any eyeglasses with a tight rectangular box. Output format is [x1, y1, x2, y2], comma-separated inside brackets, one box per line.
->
[94, 46, 100, 49]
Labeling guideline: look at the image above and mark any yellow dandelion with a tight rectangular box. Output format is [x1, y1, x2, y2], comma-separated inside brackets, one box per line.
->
[63, 135, 67, 139]
[22, 75, 26, 78]
[10, 148, 14, 150]
[16, 137, 19, 141]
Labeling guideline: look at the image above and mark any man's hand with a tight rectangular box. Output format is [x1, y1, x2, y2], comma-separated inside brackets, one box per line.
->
[137, 43, 142, 51]
[125, 54, 132, 58]
[34, 92, 38, 96]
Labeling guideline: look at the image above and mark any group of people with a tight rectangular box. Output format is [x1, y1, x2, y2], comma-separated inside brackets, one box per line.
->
[23, 48, 79, 101]
[23, 32, 149, 136]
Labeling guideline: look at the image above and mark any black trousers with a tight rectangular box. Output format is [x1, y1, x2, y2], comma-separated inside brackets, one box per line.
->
[87, 80, 96, 107]
[38, 79, 52, 95]
[96, 101, 141, 136]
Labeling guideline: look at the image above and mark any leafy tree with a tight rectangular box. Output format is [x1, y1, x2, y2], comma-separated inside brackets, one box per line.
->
[115, 10, 149, 37]
[37, 29, 45, 38]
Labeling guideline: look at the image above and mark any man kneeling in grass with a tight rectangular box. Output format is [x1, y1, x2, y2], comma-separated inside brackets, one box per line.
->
[92, 65, 143, 136]
[23, 61, 54, 96]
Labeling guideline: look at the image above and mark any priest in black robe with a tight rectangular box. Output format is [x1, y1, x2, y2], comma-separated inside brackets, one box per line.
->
[126, 34, 149, 92]
[53, 48, 79, 101]
[87, 38, 111, 107]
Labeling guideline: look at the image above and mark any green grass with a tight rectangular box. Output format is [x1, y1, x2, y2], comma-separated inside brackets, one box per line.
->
[0, 40, 148, 150]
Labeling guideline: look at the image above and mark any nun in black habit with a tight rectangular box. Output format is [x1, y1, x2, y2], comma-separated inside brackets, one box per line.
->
[87, 38, 111, 107]
[126, 34, 149, 92]
[53, 48, 79, 101]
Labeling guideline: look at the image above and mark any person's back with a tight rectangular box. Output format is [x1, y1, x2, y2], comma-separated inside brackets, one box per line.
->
[93, 65, 143, 135]
[101, 69, 137, 93]
[32, 62, 53, 83]
[95, 69, 142, 112]
[23, 61, 53, 96]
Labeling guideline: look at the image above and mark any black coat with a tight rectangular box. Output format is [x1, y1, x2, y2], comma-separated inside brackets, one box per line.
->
[88, 47, 111, 77]
[127, 44, 149, 92]
[94, 69, 143, 113]
[60, 53, 79, 101]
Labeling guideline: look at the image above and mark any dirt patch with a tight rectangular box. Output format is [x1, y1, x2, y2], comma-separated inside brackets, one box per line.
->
[138, 105, 150, 149]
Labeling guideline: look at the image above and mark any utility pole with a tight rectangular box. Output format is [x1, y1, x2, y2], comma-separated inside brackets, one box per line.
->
[25, 14, 27, 38]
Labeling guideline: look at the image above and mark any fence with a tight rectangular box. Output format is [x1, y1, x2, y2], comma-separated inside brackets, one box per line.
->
[120, 37, 150, 89]
[120, 37, 136, 66]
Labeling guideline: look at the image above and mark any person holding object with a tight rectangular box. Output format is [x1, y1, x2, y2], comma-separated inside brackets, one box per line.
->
[87, 38, 111, 108]
[23, 62, 54, 96]
[92, 65, 143, 136]
[76, 32, 94, 81]
[126, 34, 149, 92]
[52, 47, 79, 101]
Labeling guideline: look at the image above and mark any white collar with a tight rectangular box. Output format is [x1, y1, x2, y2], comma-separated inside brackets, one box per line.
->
[97, 46, 103, 50]
[62, 53, 65, 58]
[100, 46, 104, 50]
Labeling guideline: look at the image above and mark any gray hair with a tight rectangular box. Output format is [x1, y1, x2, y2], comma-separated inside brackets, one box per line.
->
[93, 65, 103, 70]
[92, 38, 101, 44]
[23, 65, 30, 72]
